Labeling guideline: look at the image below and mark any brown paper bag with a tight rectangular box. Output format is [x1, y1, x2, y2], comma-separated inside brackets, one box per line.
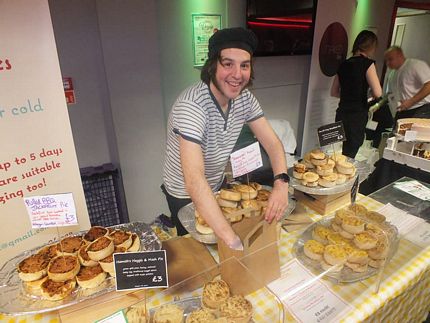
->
[218, 215, 280, 295]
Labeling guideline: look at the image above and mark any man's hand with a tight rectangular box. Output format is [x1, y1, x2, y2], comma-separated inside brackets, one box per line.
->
[397, 99, 413, 112]
[264, 181, 289, 223]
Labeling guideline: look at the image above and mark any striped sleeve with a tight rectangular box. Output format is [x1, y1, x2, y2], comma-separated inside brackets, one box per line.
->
[244, 91, 264, 122]
[172, 100, 206, 144]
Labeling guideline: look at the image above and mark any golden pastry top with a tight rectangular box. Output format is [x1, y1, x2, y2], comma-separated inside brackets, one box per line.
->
[220, 295, 253, 318]
[313, 226, 333, 240]
[354, 232, 377, 244]
[342, 216, 364, 226]
[304, 240, 325, 254]
[324, 244, 347, 259]
[203, 279, 230, 302]
[327, 233, 351, 246]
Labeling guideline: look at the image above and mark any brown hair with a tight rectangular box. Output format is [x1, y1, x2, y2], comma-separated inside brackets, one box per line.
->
[352, 30, 378, 55]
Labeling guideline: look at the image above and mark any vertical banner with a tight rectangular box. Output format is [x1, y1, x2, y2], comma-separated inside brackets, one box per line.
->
[0, 0, 90, 264]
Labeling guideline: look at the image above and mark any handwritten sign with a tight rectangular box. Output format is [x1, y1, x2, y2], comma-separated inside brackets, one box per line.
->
[24, 193, 77, 228]
[317, 121, 346, 147]
[95, 310, 127, 323]
[230, 142, 263, 178]
[114, 250, 168, 291]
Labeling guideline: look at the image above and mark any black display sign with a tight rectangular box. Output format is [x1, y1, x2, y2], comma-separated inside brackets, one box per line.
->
[351, 175, 359, 204]
[114, 250, 168, 291]
[317, 121, 346, 147]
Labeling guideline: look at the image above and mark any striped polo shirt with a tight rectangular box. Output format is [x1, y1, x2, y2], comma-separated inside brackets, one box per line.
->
[163, 81, 264, 198]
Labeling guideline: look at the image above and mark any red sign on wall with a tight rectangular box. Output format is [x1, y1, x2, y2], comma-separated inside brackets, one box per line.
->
[62, 77, 73, 90]
[62, 77, 75, 104]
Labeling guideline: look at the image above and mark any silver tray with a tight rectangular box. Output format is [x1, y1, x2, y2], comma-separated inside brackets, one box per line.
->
[178, 190, 296, 244]
[288, 159, 371, 195]
[0, 222, 161, 315]
[292, 217, 399, 283]
[147, 296, 255, 322]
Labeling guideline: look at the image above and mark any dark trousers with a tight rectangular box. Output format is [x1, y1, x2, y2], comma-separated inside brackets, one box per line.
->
[393, 103, 430, 127]
[160, 184, 191, 236]
[335, 109, 368, 159]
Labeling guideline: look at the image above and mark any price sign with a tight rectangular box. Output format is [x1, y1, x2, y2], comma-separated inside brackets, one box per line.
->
[230, 142, 263, 178]
[24, 193, 78, 228]
[317, 121, 346, 147]
[114, 250, 168, 291]
[350, 175, 359, 204]
[95, 310, 127, 323]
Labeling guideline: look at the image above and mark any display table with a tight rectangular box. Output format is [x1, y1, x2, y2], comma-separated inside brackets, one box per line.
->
[1, 179, 430, 322]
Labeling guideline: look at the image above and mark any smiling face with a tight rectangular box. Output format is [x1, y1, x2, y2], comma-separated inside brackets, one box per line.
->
[210, 48, 252, 108]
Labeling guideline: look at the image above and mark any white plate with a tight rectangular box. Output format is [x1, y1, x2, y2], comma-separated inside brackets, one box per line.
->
[0, 222, 161, 315]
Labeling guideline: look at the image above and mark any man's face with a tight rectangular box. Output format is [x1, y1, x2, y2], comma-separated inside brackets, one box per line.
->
[211, 48, 251, 104]
[384, 50, 404, 70]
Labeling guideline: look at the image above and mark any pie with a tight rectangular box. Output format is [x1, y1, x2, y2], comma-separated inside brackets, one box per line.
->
[109, 230, 133, 249]
[217, 195, 238, 208]
[125, 305, 148, 323]
[234, 185, 257, 200]
[326, 232, 351, 246]
[364, 211, 386, 224]
[128, 233, 141, 252]
[76, 264, 107, 289]
[334, 208, 355, 225]
[336, 160, 355, 175]
[341, 216, 365, 234]
[293, 162, 307, 179]
[219, 189, 241, 202]
[18, 253, 49, 282]
[40, 278, 76, 301]
[57, 236, 84, 256]
[323, 244, 347, 265]
[99, 246, 127, 275]
[23, 275, 48, 294]
[347, 204, 368, 217]
[303, 239, 325, 260]
[153, 304, 184, 323]
[83, 226, 108, 243]
[219, 295, 253, 323]
[353, 232, 378, 250]
[78, 243, 98, 267]
[342, 245, 368, 264]
[186, 308, 216, 323]
[312, 225, 333, 244]
[202, 279, 230, 310]
[37, 244, 59, 259]
[47, 255, 80, 282]
[86, 236, 114, 261]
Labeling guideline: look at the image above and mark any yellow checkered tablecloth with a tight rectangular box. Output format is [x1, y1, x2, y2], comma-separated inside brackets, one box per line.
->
[2, 195, 429, 322]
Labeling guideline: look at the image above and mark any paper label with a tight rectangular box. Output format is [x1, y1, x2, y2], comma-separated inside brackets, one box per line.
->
[393, 180, 430, 201]
[95, 310, 127, 323]
[268, 259, 351, 323]
[230, 142, 263, 178]
[24, 193, 78, 228]
[404, 130, 417, 142]
[366, 119, 378, 130]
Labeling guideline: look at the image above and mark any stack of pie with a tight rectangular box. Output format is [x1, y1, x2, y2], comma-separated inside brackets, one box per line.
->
[302, 203, 397, 274]
[195, 182, 271, 235]
[16, 225, 142, 300]
[293, 149, 356, 188]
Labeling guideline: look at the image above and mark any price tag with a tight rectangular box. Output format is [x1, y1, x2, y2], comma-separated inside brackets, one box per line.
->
[114, 250, 168, 291]
[24, 193, 78, 228]
[317, 121, 346, 147]
[230, 142, 263, 178]
[95, 310, 127, 323]
[404, 130, 417, 142]
[350, 175, 359, 204]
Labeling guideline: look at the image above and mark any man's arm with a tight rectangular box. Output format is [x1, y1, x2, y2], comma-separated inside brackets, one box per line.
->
[248, 117, 289, 223]
[179, 137, 240, 247]
[397, 81, 430, 111]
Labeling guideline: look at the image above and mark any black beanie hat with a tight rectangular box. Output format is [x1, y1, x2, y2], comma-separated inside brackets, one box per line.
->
[208, 27, 258, 59]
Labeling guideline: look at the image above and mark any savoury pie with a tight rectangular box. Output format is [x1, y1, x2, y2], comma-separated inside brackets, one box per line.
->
[153, 303, 184, 323]
[202, 279, 230, 310]
[234, 185, 257, 200]
[323, 244, 347, 266]
[219, 189, 241, 202]
[219, 295, 253, 323]
[341, 216, 365, 234]
[99, 246, 127, 275]
[83, 226, 109, 243]
[78, 243, 98, 267]
[57, 236, 84, 256]
[109, 230, 133, 249]
[303, 239, 325, 261]
[18, 253, 49, 282]
[128, 233, 141, 252]
[186, 308, 216, 323]
[312, 225, 333, 244]
[125, 305, 148, 323]
[86, 236, 114, 261]
[47, 255, 80, 282]
[40, 278, 76, 301]
[76, 264, 106, 289]
[353, 232, 378, 250]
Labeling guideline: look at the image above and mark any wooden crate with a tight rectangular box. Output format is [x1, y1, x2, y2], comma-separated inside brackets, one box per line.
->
[294, 190, 351, 215]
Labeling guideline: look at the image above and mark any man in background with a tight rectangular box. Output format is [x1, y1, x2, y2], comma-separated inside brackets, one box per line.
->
[384, 46, 430, 121]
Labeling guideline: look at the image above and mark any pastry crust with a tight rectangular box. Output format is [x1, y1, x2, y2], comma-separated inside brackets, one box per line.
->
[240, 199, 261, 217]
[57, 236, 84, 256]
[222, 207, 243, 223]
[336, 160, 354, 175]
[353, 232, 378, 250]
[83, 226, 108, 243]
[341, 216, 365, 234]
[323, 244, 347, 265]
[234, 185, 257, 200]
[320, 259, 343, 272]
[125, 306, 148, 323]
[40, 278, 76, 301]
[76, 264, 107, 289]
[78, 243, 98, 267]
[367, 240, 389, 260]
[364, 211, 386, 224]
[202, 279, 230, 310]
[316, 164, 334, 177]
[312, 225, 333, 244]
[301, 172, 319, 187]
[293, 163, 307, 179]
[219, 295, 253, 323]
[217, 197, 238, 208]
[99, 247, 127, 275]
[318, 173, 338, 188]
[220, 189, 241, 202]
[303, 239, 325, 261]
[186, 308, 216, 323]
[310, 149, 325, 160]
[153, 304, 184, 323]
[109, 230, 133, 249]
[369, 258, 385, 268]
[348, 203, 368, 217]
[128, 233, 141, 252]
[86, 236, 114, 261]
[335, 173, 347, 185]
[329, 154, 347, 163]
[37, 244, 59, 260]
[334, 208, 355, 225]
[23, 275, 49, 293]
[249, 182, 262, 191]
[326, 232, 351, 246]
[47, 255, 80, 282]
[343, 245, 368, 264]
[345, 261, 368, 273]
[18, 253, 49, 282]
[196, 222, 214, 235]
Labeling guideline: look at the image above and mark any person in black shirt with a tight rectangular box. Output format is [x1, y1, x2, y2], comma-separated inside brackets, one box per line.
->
[330, 30, 382, 158]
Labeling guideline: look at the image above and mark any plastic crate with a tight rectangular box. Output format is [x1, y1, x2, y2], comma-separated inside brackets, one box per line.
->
[80, 163, 129, 227]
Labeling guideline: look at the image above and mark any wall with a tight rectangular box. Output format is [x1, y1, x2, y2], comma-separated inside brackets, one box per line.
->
[393, 14, 430, 63]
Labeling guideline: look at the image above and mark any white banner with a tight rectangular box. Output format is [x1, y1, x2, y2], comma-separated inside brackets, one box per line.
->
[0, 0, 90, 264]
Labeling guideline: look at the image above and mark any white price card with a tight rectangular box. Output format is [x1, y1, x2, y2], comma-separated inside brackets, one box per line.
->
[404, 130, 417, 142]
[24, 193, 78, 228]
[230, 142, 263, 178]
[268, 259, 351, 323]
[95, 310, 127, 323]
[393, 180, 430, 201]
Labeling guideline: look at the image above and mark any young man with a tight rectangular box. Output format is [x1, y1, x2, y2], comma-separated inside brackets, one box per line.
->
[384, 46, 430, 120]
[162, 27, 289, 249]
